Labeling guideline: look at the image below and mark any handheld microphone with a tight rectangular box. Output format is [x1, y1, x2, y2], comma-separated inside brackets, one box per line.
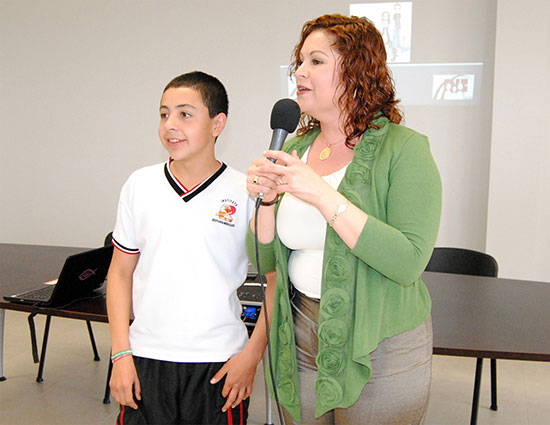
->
[267, 98, 301, 162]
[257, 99, 301, 207]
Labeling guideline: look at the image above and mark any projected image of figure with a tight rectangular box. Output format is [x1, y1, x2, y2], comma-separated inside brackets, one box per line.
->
[380, 10, 392, 46]
[350, 2, 413, 63]
[393, 3, 402, 49]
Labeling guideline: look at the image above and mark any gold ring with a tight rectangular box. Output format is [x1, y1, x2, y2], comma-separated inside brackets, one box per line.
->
[253, 176, 259, 185]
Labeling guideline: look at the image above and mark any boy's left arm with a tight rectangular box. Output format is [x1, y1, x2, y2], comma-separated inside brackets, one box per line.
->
[210, 271, 276, 412]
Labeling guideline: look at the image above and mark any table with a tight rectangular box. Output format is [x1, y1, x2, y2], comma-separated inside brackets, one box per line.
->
[423, 271, 550, 424]
[2, 244, 550, 420]
[0, 244, 107, 383]
[424, 271, 550, 361]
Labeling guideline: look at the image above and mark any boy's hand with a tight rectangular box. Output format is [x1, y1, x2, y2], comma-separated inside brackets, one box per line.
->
[210, 348, 260, 412]
[109, 357, 141, 409]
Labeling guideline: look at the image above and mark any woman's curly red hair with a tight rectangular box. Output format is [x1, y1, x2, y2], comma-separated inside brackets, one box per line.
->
[290, 14, 402, 148]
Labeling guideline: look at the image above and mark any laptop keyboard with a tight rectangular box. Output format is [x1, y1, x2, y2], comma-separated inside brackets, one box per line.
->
[19, 285, 55, 302]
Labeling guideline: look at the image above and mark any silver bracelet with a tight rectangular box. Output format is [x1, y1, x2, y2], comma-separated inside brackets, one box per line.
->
[329, 200, 351, 227]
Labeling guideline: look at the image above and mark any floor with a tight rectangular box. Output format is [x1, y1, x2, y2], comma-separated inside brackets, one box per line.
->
[1, 310, 549, 425]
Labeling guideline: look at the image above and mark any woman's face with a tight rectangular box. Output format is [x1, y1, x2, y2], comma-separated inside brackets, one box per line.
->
[294, 30, 342, 123]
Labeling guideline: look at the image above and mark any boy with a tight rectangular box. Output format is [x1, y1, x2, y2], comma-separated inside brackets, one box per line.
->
[107, 71, 270, 424]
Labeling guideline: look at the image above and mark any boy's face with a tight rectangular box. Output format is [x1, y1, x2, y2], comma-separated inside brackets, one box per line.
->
[158, 87, 225, 163]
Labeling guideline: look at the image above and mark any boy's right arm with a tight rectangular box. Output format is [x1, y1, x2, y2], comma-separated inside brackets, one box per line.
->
[106, 248, 141, 409]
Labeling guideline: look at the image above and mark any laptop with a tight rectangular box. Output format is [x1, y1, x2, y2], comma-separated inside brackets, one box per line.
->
[3, 245, 114, 308]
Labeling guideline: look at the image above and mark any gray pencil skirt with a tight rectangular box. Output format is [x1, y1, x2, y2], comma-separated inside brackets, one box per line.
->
[282, 288, 433, 425]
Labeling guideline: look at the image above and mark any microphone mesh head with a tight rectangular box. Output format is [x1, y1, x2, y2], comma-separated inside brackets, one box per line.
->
[270, 99, 301, 133]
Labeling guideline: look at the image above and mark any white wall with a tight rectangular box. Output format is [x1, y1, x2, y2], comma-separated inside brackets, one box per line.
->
[486, 0, 550, 282]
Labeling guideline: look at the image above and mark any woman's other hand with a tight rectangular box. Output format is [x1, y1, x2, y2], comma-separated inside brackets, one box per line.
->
[257, 149, 334, 207]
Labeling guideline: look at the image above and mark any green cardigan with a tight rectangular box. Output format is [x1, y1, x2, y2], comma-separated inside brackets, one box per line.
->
[246, 117, 442, 421]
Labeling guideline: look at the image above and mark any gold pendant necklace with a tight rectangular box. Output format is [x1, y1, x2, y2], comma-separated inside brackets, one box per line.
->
[319, 145, 332, 160]
[318, 135, 345, 161]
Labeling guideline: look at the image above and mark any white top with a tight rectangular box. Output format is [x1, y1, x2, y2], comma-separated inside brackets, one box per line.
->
[112, 159, 254, 362]
[277, 147, 348, 298]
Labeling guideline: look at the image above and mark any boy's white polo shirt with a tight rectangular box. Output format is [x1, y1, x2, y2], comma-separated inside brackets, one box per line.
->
[112, 160, 254, 363]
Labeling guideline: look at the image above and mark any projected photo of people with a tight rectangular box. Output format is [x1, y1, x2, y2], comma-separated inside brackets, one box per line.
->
[350, 2, 412, 63]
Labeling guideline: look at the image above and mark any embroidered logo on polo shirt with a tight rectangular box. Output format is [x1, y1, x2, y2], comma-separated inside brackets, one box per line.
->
[212, 199, 238, 227]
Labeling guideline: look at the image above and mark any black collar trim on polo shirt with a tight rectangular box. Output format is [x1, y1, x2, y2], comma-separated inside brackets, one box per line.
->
[164, 158, 227, 202]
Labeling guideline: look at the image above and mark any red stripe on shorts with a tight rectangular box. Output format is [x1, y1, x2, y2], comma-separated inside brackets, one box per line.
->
[227, 406, 233, 425]
[240, 402, 244, 425]
[118, 405, 125, 425]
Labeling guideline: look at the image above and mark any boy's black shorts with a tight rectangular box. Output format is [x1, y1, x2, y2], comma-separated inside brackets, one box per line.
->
[116, 356, 249, 425]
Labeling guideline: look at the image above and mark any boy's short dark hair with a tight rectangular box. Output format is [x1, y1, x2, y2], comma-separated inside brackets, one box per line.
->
[163, 71, 228, 118]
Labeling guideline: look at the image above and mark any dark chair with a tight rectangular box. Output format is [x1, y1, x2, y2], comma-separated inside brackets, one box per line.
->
[426, 247, 498, 425]
[104, 232, 113, 247]
[103, 231, 114, 403]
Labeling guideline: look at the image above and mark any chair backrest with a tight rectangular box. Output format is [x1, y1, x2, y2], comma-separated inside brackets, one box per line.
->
[104, 232, 113, 247]
[425, 247, 498, 278]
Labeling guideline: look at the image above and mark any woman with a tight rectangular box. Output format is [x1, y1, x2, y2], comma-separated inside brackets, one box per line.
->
[246, 14, 441, 425]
